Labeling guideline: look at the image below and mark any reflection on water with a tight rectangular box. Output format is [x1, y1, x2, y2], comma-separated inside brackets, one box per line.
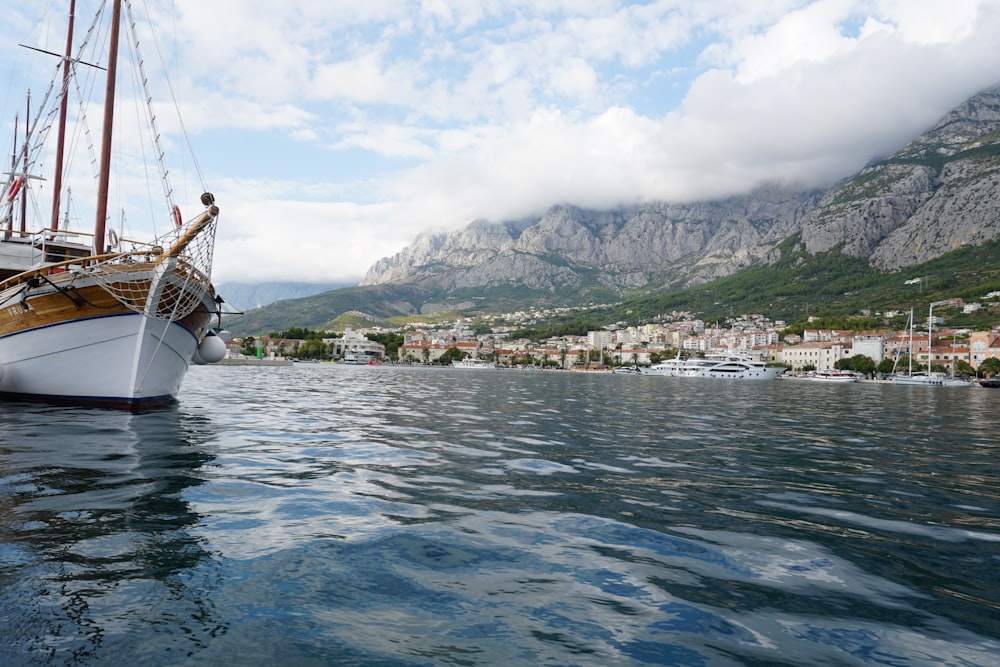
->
[0, 403, 220, 663]
[2, 365, 1000, 666]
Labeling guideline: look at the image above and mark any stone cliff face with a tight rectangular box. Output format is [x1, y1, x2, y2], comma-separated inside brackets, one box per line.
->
[361, 86, 1000, 296]
[802, 86, 1000, 269]
[361, 188, 821, 292]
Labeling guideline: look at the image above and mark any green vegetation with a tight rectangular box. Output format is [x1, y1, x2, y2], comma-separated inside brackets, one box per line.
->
[290, 338, 330, 360]
[980, 357, 1000, 377]
[223, 284, 435, 334]
[601, 236, 1000, 330]
[834, 355, 876, 375]
[323, 311, 386, 330]
[438, 346, 466, 364]
[366, 332, 404, 360]
[267, 327, 340, 340]
[508, 320, 602, 341]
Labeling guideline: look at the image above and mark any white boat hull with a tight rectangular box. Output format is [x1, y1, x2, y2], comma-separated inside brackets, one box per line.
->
[0, 6, 222, 410]
[891, 374, 944, 386]
[0, 311, 204, 409]
[452, 359, 496, 369]
[808, 371, 858, 383]
[643, 354, 783, 380]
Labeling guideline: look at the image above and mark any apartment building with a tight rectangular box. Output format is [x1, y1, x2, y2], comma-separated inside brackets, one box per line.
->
[778, 342, 852, 370]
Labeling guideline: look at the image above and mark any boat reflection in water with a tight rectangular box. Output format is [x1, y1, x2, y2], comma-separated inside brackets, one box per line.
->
[0, 403, 222, 662]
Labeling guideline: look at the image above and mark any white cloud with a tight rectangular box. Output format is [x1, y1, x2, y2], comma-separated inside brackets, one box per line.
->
[4, 0, 1000, 287]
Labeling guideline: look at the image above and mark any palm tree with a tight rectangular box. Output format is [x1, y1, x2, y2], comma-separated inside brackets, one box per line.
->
[979, 357, 1000, 378]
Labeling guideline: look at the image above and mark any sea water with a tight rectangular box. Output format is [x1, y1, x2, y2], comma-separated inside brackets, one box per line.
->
[1, 364, 998, 666]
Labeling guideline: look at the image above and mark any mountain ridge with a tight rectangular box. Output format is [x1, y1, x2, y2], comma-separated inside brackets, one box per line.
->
[361, 85, 1000, 295]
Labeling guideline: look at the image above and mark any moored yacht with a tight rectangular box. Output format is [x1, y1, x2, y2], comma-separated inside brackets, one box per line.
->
[452, 358, 496, 369]
[891, 372, 945, 386]
[808, 369, 859, 383]
[643, 353, 783, 380]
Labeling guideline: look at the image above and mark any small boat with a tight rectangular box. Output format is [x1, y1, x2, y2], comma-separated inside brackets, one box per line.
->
[808, 369, 858, 383]
[979, 378, 1000, 388]
[344, 351, 381, 365]
[891, 372, 945, 386]
[643, 353, 783, 380]
[451, 358, 496, 369]
[0, 2, 224, 409]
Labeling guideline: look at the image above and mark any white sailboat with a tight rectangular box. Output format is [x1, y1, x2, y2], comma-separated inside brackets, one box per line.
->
[0, 1, 225, 409]
[891, 305, 945, 386]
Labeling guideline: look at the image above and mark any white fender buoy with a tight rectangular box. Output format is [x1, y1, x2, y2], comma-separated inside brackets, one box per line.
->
[196, 332, 226, 364]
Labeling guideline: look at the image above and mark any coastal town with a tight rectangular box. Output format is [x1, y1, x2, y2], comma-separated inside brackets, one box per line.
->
[222, 295, 1000, 377]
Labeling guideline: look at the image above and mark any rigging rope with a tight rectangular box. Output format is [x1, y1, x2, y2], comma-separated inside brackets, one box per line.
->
[132, 0, 208, 191]
[123, 0, 177, 225]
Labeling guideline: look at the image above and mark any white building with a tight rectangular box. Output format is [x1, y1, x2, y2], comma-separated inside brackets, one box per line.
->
[779, 343, 853, 370]
[326, 328, 385, 362]
[850, 335, 884, 363]
[588, 330, 614, 351]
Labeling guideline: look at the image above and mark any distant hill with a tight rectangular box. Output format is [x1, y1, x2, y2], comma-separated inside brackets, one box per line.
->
[221, 284, 440, 335]
[221, 85, 1000, 335]
[215, 281, 350, 311]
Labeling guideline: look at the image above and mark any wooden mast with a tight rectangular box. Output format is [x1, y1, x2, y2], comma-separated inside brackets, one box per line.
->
[50, 0, 76, 232]
[6, 113, 18, 235]
[20, 94, 29, 234]
[93, 0, 122, 255]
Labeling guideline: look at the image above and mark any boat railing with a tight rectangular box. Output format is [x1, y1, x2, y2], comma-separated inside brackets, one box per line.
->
[4, 225, 165, 262]
[0, 246, 208, 293]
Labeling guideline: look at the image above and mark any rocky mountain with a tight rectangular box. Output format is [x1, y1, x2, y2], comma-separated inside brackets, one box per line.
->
[362, 85, 1000, 303]
[802, 86, 1000, 269]
[362, 187, 823, 296]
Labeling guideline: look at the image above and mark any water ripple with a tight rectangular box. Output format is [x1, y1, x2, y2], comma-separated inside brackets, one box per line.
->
[1, 365, 998, 665]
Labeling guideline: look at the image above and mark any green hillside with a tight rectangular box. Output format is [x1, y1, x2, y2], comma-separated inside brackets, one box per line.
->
[221, 284, 432, 334]
[220, 236, 1000, 335]
[618, 236, 997, 318]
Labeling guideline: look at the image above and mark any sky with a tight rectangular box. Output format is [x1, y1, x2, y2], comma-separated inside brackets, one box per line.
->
[3, 0, 1000, 286]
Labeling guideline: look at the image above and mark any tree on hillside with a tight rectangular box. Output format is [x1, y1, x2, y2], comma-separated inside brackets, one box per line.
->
[471, 322, 493, 336]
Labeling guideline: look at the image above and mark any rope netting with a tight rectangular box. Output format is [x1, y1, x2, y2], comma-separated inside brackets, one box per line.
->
[87, 209, 218, 322]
